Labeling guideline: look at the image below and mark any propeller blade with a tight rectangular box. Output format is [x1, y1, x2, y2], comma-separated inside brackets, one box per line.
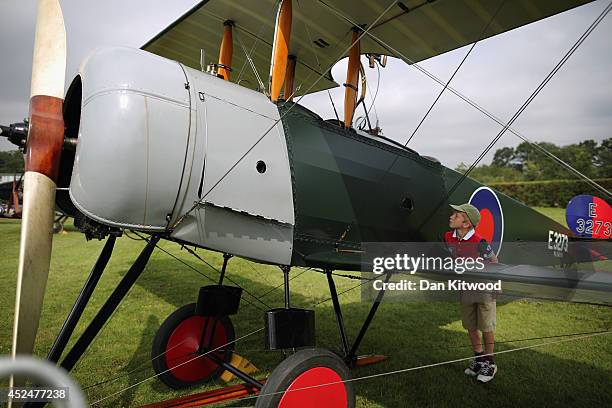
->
[11, 0, 66, 362]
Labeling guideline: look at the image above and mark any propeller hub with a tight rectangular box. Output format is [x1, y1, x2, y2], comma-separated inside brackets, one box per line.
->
[0, 121, 29, 151]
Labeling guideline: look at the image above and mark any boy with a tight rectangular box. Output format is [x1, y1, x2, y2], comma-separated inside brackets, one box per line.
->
[444, 203, 498, 383]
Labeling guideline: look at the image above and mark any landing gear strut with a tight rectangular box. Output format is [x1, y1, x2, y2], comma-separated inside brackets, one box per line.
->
[151, 252, 252, 389]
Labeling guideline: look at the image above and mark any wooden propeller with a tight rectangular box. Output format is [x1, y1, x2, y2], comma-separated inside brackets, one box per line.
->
[11, 0, 66, 363]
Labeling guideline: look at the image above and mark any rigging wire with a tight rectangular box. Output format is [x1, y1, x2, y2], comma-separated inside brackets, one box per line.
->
[415, 0, 612, 232]
[317, 0, 612, 200]
[444, 329, 612, 349]
[89, 327, 265, 406]
[241, 257, 282, 291]
[82, 261, 308, 398]
[235, 30, 267, 94]
[81, 338, 189, 391]
[86, 7, 401, 401]
[298, 0, 340, 121]
[170, 0, 399, 230]
[179, 244, 273, 310]
[234, 19, 270, 86]
[82, 237, 274, 402]
[84, 3, 612, 402]
[366, 62, 380, 125]
[253, 268, 310, 300]
[213, 330, 612, 406]
[85, 253, 610, 404]
[82, 239, 301, 395]
[145, 238, 271, 313]
[405, 0, 508, 146]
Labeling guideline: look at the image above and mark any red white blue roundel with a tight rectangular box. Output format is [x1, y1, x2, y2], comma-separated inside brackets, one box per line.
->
[469, 186, 504, 256]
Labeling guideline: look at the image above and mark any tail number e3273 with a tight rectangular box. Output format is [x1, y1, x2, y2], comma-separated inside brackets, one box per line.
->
[548, 230, 568, 256]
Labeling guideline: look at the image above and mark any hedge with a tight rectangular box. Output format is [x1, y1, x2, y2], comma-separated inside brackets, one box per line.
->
[488, 178, 612, 208]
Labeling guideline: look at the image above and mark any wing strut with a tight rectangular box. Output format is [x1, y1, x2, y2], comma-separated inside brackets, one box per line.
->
[343, 28, 360, 128]
[284, 54, 297, 101]
[218, 20, 234, 81]
[269, 0, 292, 102]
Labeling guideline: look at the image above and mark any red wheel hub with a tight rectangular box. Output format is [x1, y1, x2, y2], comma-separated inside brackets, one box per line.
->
[279, 367, 347, 407]
[165, 316, 229, 382]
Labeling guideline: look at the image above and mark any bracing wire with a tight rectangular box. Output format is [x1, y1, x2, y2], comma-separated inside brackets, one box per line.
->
[86, 6, 402, 402]
[236, 30, 267, 94]
[170, 0, 399, 230]
[405, 0, 508, 146]
[86, 244, 611, 405]
[414, 0, 612, 232]
[84, 3, 612, 403]
[145, 239, 272, 312]
[317, 0, 612, 200]
[298, 0, 340, 121]
[235, 19, 270, 86]
[210, 330, 612, 406]
[89, 327, 265, 406]
[367, 62, 381, 125]
[81, 237, 274, 397]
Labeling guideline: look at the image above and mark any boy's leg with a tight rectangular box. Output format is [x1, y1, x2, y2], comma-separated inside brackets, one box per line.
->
[476, 301, 498, 383]
[483, 331, 494, 356]
[477, 300, 496, 359]
[469, 329, 483, 353]
[461, 302, 484, 376]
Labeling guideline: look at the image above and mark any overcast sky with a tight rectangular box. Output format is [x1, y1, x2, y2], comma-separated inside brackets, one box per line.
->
[1, 0, 610, 169]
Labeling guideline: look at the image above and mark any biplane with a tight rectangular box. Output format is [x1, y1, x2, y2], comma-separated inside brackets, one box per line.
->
[2, 0, 611, 406]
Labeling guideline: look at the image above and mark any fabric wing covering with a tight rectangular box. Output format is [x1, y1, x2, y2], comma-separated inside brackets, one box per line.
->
[142, 0, 593, 97]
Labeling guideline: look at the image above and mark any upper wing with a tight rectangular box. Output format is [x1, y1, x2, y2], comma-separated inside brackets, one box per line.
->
[142, 0, 593, 97]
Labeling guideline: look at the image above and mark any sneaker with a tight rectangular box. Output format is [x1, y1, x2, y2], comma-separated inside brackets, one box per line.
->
[464, 357, 482, 376]
[476, 360, 497, 383]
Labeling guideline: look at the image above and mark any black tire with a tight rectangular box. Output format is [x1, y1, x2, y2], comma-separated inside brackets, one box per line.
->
[255, 348, 355, 408]
[151, 303, 235, 389]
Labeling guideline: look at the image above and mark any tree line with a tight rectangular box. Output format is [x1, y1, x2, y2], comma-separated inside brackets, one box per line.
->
[455, 138, 611, 184]
[1, 138, 610, 182]
[0, 150, 24, 173]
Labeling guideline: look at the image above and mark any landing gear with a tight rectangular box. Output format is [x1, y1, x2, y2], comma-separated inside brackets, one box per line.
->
[152, 303, 235, 389]
[257, 268, 354, 407]
[152, 253, 243, 389]
[147, 263, 388, 407]
[255, 348, 355, 408]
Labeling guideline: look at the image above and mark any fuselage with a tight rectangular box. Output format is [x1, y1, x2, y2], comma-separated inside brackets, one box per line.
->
[58, 47, 570, 270]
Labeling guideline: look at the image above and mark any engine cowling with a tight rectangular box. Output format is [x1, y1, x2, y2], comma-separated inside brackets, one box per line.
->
[68, 47, 191, 231]
[61, 47, 295, 265]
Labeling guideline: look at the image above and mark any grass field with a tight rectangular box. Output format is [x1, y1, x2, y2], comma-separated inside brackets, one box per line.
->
[0, 208, 611, 407]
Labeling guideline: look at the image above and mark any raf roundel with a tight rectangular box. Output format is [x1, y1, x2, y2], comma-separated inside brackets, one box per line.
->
[469, 186, 504, 256]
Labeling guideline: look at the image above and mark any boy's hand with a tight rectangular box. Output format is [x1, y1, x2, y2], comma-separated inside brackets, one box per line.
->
[478, 240, 498, 263]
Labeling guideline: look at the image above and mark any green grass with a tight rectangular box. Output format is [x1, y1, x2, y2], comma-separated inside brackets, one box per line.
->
[533, 207, 567, 227]
[1, 214, 611, 407]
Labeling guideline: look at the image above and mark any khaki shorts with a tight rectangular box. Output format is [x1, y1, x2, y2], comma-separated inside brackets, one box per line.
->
[460, 297, 496, 332]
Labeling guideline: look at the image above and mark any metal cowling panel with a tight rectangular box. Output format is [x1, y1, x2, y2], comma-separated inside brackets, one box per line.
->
[70, 47, 190, 230]
[170, 66, 295, 265]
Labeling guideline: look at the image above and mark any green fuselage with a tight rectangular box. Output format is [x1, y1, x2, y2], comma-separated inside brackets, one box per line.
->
[280, 103, 570, 270]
